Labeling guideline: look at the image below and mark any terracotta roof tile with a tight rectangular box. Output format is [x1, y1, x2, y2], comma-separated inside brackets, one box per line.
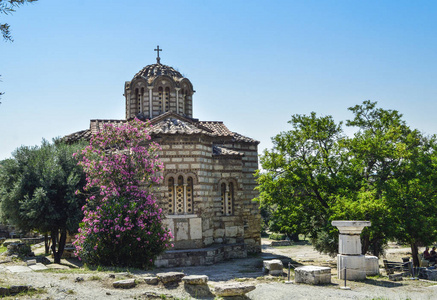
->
[212, 146, 244, 157]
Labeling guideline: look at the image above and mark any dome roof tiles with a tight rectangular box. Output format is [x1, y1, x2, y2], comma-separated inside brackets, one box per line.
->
[133, 63, 184, 83]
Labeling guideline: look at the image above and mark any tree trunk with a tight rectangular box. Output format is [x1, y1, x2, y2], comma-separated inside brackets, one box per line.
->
[51, 228, 59, 263]
[361, 233, 370, 255]
[44, 233, 51, 255]
[411, 242, 419, 267]
[51, 228, 67, 264]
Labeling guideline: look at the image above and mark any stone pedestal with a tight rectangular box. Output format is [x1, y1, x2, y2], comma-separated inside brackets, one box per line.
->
[332, 220, 371, 281]
[365, 255, 379, 276]
[337, 254, 366, 280]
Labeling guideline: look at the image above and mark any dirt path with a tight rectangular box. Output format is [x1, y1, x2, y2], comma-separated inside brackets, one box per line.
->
[0, 240, 436, 299]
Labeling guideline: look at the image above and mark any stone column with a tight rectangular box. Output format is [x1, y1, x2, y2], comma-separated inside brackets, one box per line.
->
[331, 220, 371, 281]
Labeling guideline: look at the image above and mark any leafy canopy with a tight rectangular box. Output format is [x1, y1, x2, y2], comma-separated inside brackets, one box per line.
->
[257, 101, 437, 263]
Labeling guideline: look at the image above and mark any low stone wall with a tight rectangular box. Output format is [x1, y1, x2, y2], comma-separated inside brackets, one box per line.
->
[155, 243, 246, 268]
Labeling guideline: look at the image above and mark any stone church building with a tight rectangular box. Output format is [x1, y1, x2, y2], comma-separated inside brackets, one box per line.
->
[65, 50, 261, 267]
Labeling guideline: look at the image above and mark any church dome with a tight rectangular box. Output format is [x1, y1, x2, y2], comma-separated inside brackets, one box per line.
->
[125, 46, 194, 120]
[133, 63, 184, 84]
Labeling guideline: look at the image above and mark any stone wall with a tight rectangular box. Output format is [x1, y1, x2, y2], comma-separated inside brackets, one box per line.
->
[154, 134, 261, 254]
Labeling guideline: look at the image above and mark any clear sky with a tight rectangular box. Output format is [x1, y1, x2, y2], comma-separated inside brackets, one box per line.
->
[1, 0, 437, 160]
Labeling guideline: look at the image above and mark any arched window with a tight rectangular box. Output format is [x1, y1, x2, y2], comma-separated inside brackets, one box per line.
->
[165, 87, 170, 112]
[168, 177, 174, 214]
[176, 175, 184, 214]
[158, 87, 163, 113]
[221, 181, 234, 215]
[186, 176, 193, 214]
[167, 175, 195, 215]
[135, 88, 139, 114]
[140, 87, 144, 113]
[181, 89, 185, 115]
[227, 182, 234, 215]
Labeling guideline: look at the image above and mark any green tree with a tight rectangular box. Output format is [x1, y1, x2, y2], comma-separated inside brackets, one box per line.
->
[256, 112, 348, 253]
[0, 139, 86, 263]
[257, 101, 437, 264]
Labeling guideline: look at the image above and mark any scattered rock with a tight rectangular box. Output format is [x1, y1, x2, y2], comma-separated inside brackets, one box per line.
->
[0, 285, 32, 296]
[106, 292, 111, 295]
[26, 259, 36, 266]
[143, 276, 159, 285]
[182, 275, 208, 285]
[156, 271, 185, 284]
[389, 273, 403, 281]
[113, 279, 136, 289]
[75, 277, 84, 282]
[214, 283, 256, 297]
[143, 291, 174, 299]
[263, 259, 284, 276]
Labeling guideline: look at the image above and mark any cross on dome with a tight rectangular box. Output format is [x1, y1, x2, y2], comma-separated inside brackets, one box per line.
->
[154, 45, 162, 64]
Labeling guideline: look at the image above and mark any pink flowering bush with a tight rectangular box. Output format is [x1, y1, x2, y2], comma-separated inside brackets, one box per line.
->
[73, 118, 172, 268]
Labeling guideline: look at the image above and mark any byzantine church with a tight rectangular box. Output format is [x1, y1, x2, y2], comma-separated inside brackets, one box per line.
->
[65, 48, 261, 267]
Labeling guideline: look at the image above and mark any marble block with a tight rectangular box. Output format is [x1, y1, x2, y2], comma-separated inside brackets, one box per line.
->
[294, 266, 331, 285]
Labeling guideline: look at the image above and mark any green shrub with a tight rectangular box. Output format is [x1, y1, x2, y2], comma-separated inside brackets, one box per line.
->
[269, 233, 286, 240]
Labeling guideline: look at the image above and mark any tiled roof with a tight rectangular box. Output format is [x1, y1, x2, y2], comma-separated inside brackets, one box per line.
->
[63, 115, 258, 144]
[63, 129, 92, 143]
[132, 64, 183, 84]
[198, 121, 233, 136]
[212, 146, 244, 157]
[150, 118, 211, 136]
[231, 132, 258, 143]
[90, 119, 127, 135]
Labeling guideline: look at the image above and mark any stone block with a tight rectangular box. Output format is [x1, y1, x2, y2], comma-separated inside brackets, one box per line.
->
[182, 275, 208, 285]
[143, 276, 159, 285]
[225, 226, 238, 237]
[113, 279, 136, 289]
[175, 221, 189, 240]
[189, 218, 202, 239]
[157, 272, 185, 284]
[294, 266, 331, 285]
[365, 256, 379, 276]
[263, 259, 284, 276]
[26, 259, 36, 266]
[338, 234, 362, 255]
[337, 254, 366, 280]
[389, 273, 403, 281]
[214, 283, 256, 297]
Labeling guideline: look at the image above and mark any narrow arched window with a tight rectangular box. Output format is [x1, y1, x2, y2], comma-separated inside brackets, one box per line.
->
[165, 87, 170, 112]
[158, 87, 163, 113]
[227, 182, 234, 215]
[186, 177, 193, 214]
[181, 89, 185, 115]
[176, 175, 184, 214]
[140, 87, 144, 113]
[168, 177, 175, 214]
[135, 88, 139, 115]
[221, 183, 226, 215]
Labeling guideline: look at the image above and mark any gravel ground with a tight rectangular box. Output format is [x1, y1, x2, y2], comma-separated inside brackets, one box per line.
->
[0, 240, 436, 299]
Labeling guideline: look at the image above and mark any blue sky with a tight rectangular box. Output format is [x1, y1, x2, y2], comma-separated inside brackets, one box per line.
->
[1, 0, 437, 160]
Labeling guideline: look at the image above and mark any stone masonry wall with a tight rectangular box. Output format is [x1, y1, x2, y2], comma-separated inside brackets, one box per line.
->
[153, 134, 260, 253]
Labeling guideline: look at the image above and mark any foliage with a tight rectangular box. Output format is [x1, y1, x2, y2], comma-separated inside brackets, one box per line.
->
[0, 139, 87, 263]
[268, 233, 286, 241]
[73, 118, 172, 268]
[0, 0, 38, 41]
[256, 101, 437, 264]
